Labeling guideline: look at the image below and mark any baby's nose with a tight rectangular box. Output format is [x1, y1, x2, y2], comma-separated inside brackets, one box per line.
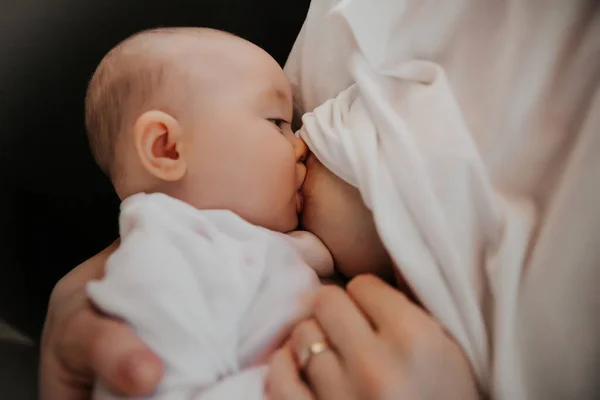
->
[294, 136, 309, 163]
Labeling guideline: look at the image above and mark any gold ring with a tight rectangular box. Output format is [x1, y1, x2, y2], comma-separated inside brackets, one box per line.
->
[297, 340, 330, 370]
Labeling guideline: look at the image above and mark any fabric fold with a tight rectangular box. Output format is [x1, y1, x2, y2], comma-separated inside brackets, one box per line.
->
[299, 50, 535, 393]
[87, 193, 319, 399]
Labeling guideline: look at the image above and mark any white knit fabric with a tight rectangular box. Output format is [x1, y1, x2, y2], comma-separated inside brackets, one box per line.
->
[87, 193, 321, 399]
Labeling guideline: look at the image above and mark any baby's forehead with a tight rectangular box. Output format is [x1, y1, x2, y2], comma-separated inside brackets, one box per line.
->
[109, 28, 292, 113]
[174, 36, 291, 101]
[130, 31, 281, 79]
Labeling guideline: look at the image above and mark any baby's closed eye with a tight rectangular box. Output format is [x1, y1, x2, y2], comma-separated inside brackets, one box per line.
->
[268, 118, 288, 131]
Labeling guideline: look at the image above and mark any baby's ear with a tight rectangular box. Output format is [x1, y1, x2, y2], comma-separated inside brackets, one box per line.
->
[133, 110, 187, 182]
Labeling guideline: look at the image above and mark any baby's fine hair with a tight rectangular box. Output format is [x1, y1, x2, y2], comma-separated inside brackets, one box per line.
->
[85, 27, 210, 179]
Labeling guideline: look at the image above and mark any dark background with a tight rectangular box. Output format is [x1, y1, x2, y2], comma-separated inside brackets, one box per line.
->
[0, 0, 311, 340]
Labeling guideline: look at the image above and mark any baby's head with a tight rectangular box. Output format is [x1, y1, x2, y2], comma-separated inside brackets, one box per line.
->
[87, 27, 396, 283]
[86, 28, 306, 232]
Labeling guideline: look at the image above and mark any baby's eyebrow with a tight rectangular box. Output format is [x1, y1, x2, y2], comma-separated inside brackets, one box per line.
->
[260, 86, 291, 105]
[273, 88, 290, 104]
[259, 86, 293, 116]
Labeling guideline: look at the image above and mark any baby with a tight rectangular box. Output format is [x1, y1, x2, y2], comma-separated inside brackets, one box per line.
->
[84, 27, 334, 399]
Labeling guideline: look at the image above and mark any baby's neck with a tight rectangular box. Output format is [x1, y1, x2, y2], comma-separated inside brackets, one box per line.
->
[116, 174, 184, 204]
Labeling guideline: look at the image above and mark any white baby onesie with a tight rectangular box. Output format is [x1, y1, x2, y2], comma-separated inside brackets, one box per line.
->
[87, 193, 328, 399]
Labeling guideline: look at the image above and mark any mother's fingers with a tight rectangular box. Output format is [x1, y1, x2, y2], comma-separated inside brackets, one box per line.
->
[56, 306, 163, 397]
[312, 285, 375, 360]
[290, 319, 351, 400]
[346, 274, 423, 331]
[267, 346, 314, 400]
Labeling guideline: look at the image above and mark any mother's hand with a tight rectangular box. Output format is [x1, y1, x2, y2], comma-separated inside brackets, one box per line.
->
[39, 241, 163, 400]
[267, 275, 480, 400]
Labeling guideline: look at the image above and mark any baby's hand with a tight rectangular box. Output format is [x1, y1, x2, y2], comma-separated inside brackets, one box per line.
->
[287, 230, 335, 278]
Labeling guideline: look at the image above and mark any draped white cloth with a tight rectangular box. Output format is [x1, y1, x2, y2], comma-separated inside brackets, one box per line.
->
[87, 193, 320, 399]
[287, 0, 600, 398]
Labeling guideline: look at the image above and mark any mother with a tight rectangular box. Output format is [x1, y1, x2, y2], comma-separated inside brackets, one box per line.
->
[40, 0, 600, 399]
[271, 1, 599, 398]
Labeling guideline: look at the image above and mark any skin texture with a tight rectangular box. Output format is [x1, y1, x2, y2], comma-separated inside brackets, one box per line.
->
[300, 154, 395, 282]
[157, 30, 307, 233]
[95, 28, 307, 233]
[265, 156, 478, 400]
[266, 277, 480, 400]
[39, 240, 164, 399]
[39, 153, 478, 399]
[39, 28, 477, 400]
